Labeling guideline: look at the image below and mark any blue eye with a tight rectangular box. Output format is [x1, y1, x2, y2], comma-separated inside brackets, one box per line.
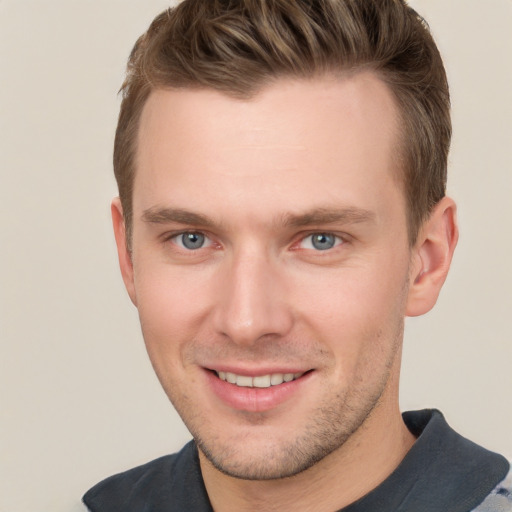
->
[300, 233, 342, 251]
[174, 232, 209, 250]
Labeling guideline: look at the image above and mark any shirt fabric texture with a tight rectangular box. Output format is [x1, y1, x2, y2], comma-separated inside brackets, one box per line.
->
[83, 409, 511, 512]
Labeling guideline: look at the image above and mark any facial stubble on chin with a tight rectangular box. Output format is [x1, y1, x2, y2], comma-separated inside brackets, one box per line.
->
[196, 384, 387, 480]
[193, 333, 402, 482]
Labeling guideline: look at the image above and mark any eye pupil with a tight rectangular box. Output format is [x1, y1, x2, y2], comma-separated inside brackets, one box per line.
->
[181, 232, 205, 250]
[311, 233, 335, 250]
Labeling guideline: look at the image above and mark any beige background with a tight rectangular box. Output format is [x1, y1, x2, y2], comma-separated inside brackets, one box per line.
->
[1, 1, 511, 511]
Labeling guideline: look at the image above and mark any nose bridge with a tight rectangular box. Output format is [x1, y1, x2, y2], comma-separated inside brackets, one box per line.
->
[214, 245, 292, 345]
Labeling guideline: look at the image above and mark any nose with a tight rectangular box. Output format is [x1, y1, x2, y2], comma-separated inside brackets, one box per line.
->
[213, 249, 293, 346]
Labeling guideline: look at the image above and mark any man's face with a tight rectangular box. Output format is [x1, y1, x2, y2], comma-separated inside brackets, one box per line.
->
[123, 73, 415, 479]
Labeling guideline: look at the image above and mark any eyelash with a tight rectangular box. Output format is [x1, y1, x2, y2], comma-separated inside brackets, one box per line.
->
[296, 232, 345, 251]
[163, 230, 347, 252]
[165, 231, 214, 250]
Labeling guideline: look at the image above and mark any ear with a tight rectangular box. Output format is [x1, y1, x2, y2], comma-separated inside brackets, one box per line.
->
[111, 197, 137, 306]
[406, 196, 458, 317]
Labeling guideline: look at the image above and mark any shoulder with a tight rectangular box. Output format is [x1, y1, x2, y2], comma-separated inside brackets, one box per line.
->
[472, 467, 512, 511]
[82, 440, 212, 512]
[398, 410, 510, 511]
[84, 453, 177, 505]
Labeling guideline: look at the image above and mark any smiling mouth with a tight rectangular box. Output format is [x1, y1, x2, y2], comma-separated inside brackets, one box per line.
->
[214, 371, 306, 388]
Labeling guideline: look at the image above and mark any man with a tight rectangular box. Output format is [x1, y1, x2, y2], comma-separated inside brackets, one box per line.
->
[83, 0, 511, 510]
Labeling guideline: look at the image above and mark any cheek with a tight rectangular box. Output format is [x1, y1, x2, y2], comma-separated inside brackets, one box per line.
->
[133, 263, 213, 368]
[290, 257, 409, 357]
[294, 262, 407, 318]
[135, 257, 213, 323]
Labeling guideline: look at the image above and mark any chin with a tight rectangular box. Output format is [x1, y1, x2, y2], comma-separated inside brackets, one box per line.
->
[192, 400, 374, 481]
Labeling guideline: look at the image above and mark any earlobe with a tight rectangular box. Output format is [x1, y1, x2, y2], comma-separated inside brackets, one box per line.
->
[406, 196, 459, 317]
[111, 198, 137, 306]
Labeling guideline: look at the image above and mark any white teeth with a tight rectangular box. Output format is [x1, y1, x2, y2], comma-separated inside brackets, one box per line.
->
[235, 375, 253, 387]
[253, 375, 271, 388]
[270, 374, 284, 386]
[216, 371, 304, 387]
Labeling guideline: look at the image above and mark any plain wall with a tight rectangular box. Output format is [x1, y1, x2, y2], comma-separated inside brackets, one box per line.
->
[1, 1, 511, 510]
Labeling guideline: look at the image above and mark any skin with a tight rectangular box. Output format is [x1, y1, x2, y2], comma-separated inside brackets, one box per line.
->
[112, 72, 458, 512]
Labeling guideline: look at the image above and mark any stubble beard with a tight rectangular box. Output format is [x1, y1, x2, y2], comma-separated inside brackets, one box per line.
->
[191, 350, 399, 481]
[196, 398, 379, 481]
[155, 289, 407, 481]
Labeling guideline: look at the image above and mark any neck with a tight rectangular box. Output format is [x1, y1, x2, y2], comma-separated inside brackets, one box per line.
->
[199, 373, 416, 512]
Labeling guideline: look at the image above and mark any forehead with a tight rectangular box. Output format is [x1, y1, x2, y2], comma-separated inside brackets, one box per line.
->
[134, 73, 403, 225]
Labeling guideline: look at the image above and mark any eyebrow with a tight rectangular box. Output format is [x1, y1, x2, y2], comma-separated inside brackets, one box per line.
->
[142, 207, 216, 227]
[282, 207, 376, 228]
[141, 205, 375, 229]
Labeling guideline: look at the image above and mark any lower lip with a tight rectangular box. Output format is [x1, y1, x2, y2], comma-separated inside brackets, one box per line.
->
[205, 370, 312, 413]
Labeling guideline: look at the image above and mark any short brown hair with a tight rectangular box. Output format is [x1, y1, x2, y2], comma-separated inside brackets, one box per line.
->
[114, 0, 450, 247]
